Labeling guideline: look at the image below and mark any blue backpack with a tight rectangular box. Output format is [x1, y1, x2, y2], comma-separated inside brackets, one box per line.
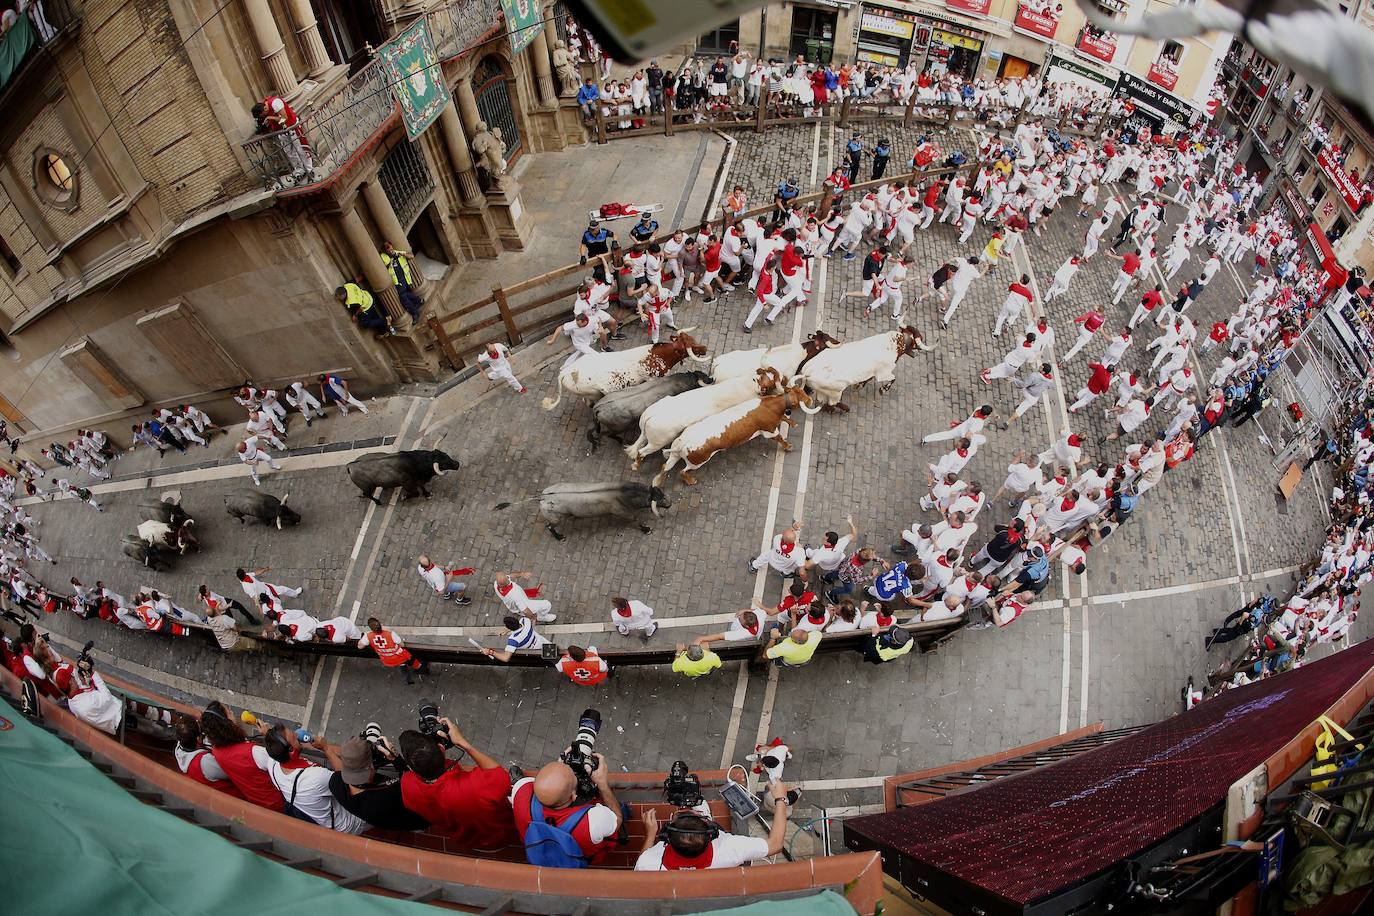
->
[524, 795, 592, 868]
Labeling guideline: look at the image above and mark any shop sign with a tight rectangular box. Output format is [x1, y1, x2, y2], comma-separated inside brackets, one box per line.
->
[946, 0, 992, 15]
[858, 47, 902, 66]
[1317, 149, 1364, 211]
[1075, 28, 1116, 64]
[1280, 182, 1311, 223]
[1147, 57, 1179, 91]
[1114, 70, 1192, 126]
[1046, 54, 1114, 89]
[1013, 2, 1061, 40]
[860, 11, 915, 39]
[931, 27, 983, 51]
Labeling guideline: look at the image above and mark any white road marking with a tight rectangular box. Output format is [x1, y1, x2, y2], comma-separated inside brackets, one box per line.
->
[720, 662, 752, 770]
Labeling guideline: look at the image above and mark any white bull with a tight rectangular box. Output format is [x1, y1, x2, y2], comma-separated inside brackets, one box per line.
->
[710, 331, 841, 384]
[541, 330, 709, 411]
[792, 327, 930, 412]
[625, 368, 780, 468]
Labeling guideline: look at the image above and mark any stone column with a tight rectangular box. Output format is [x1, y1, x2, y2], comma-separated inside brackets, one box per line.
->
[284, 0, 333, 77]
[528, 37, 557, 108]
[439, 100, 484, 207]
[455, 76, 482, 136]
[453, 73, 532, 249]
[360, 180, 430, 295]
[242, 0, 300, 98]
[337, 204, 410, 331]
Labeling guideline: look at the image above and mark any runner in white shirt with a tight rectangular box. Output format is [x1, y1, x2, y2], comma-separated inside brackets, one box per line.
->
[478, 342, 526, 394]
[611, 596, 658, 637]
[547, 314, 601, 371]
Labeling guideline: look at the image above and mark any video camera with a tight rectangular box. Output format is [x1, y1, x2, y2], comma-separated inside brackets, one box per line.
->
[560, 708, 602, 801]
[417, 699, 452, 749]
[76, 640, 96, 676]
[663, 760, 704, 809]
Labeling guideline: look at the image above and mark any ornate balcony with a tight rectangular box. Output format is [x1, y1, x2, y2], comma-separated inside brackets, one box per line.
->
[240, 0, 502, 195]
[0, 0, 80, 114]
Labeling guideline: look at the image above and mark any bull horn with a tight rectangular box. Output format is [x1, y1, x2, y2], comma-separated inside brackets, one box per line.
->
[432, 461, 446, 477]
[916, 339, 934, 352]
[280, 494, 289, 506]
[800, 400, 822, 415]
[686, 349, 710, 363]
[650, 500, 661, 518]
[675, 326, 697, 335]
[275, 516, 282, 530]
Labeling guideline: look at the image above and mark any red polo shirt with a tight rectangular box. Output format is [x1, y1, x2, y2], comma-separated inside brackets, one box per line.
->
[1120, 252, 1141, 276]
[400, 763, 519, 852]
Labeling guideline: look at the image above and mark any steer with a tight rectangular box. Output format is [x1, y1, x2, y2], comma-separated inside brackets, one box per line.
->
[122, 534, 174, 571]
[136, 518, 200, 555]
[587, 371, 710, 450]
[793, 326, 930, 412]
[625, 367, 781, 469]
[345, 449, 461, 504]
[495, 481, 672, 540]
[139, 493, 192, 529]
[225, 491, 302, 528]
[654, 386, 818, 487]
[710, 331, 840, 383]
[541, 330, 709, 411]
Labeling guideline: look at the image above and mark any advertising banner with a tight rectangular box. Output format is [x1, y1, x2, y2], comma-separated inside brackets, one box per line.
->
[946, 0, 992, 14]
[1318, 149, 1364, 211]
[1147, 57, 1179, 91]
[1076, 28, 1117, 64]
[1013, 2, 1060, 40]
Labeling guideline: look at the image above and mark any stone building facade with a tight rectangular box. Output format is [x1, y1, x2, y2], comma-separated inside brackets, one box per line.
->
[0, 0, 584, 439]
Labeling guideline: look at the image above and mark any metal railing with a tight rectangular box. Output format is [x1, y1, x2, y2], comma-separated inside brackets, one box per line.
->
[0, 0, 80, 97]
[241, 62, 399, 193]
[240, 0, 502, 194]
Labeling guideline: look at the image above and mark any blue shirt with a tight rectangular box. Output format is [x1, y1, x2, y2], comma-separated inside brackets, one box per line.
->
[776, 182, 799, 202]
[846, 140, 862, 158]
[872, 562, 912, 600]
[576, 84, 599, 105]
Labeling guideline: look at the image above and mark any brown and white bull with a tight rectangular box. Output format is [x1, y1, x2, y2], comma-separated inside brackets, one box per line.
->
[541, 330, 709, 411]
[625, 367, 781, 469]
[791, 326, 931, 412]
[709, 331, 841, 384]
[653, 385, 818, 487]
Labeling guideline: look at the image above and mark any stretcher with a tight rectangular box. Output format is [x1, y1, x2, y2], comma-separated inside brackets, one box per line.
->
[590, 202, 663, 223]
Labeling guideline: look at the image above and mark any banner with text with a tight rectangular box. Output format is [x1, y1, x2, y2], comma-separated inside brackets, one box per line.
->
[379, 19, 451, 141]
[1318, 149, 1364, 211]
[1013, 2, 1060, 39]
[1147, 58, 1179, 91]
[1076, 28, 1116, 64]
[946, 0, 992, 15]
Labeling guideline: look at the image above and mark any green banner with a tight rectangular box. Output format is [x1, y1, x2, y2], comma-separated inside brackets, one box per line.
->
[379, 19, 451, 141]
[502, 0, 544, 54]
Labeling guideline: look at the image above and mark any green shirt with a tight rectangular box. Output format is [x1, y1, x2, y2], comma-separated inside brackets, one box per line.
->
[672, 650, 722, 677]
[765, 630, 821, 666]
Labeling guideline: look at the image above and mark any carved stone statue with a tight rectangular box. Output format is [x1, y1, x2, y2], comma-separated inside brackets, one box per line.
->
[552, 40, 580, 97]
[470, 120, 507, 188]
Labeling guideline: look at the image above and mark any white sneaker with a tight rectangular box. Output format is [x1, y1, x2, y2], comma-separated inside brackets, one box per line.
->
[645, 621, 659, 638]
[539, 612, 558, 623]
[616, 624, 630, 636]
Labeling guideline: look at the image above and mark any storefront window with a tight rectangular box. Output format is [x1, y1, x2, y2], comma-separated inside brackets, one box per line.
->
[698, 20, 740, 55]
[790, 7, 837, 64]
[856, 8, 917, 68]
[924, 26, 983, 79]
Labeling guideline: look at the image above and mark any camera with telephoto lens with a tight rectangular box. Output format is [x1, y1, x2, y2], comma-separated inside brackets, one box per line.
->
[362, 722, 384, 747]
[417, 699, 452, 749]
[560, 708, 602, 801]
[76, 640, 96, 676]
[663, 760, 704, 809]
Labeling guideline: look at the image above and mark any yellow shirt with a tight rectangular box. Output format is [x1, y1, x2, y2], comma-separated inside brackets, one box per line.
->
[672, 650, 722, 678]
[983, 236, 1005, 263]
[765, 630, 822, 666]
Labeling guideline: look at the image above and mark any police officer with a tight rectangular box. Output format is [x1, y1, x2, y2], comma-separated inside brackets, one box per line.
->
[379, 242, 423, 318]
[773, 177, 800, 217]
[845, 132, 863, 183]
[334, 283, 392, 336]
[580, 218, 615, 264]
[630, 211, 659, 244]
[871, 137, 891, 181]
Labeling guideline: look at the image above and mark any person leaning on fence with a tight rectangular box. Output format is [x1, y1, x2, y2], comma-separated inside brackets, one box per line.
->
[335, 282, 393, 337]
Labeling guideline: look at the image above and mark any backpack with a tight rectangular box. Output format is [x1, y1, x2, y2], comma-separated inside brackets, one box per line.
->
[523, 795, 592, 868]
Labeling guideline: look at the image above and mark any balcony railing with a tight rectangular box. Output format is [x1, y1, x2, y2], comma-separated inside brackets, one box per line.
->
[240, 0, 502, 194]
[0, 0, 80, 96]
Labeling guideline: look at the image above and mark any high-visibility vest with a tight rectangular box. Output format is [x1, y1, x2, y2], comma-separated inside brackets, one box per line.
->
[342, 282, 376, 313]
[366, 629, 410, 666]
[381, 252, 415, 287]
[135, 603, 164, 632]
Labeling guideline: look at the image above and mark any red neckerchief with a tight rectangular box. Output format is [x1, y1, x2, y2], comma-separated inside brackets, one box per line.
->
[777, 540, 795, 556]
[496, 582, 515, 597]
[662, 841, 714, 870]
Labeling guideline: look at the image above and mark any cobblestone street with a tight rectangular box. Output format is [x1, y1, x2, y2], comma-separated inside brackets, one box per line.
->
[12, 121, 1358, 811]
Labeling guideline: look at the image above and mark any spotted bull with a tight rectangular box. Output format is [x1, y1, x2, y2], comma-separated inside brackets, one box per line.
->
[709, 330, 840, 383]
[625, 367, 781, 469]
[541, 331, 709, 411]
[653, 386, 818, 487]
[495, 481, 672, 540]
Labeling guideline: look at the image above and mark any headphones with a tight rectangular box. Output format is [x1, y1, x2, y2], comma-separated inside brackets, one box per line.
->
[659, 811, 721, 843]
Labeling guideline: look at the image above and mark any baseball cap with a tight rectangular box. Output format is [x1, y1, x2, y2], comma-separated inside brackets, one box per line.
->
[340, 736, 374, 786]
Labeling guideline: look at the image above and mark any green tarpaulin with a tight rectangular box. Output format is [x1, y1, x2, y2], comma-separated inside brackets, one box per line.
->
[0, 699, 856, 914]
[0, 15, 37, 92]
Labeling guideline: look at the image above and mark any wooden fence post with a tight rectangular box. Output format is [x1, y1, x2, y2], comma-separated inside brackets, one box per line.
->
[427, 317, 464, 370]
[838, 94, 852, 128]
[903, 92, 917, 127]
[594, 100, 607, 144]
[664, 103, 674, 136]
[1013, 98, 1028, 128]
[756, 89, 768, 133]
[493, 286, 522, 345]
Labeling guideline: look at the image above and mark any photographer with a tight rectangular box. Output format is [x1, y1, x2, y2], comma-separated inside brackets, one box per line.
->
[53, 655, 123, 735]
[398, 718, 519, 853]
[256, 727, 368, 834]
[635, 778, 793, 870]
[511, 752, 625, 867]
[327, 730, 429, 831]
